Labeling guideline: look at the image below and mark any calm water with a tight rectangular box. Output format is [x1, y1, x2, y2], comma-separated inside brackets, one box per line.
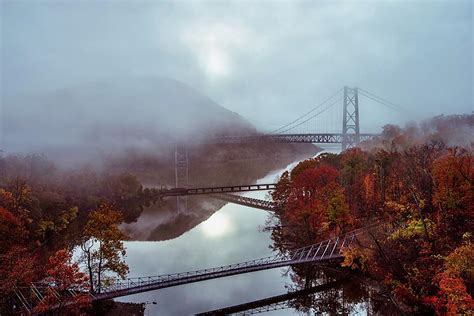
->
[117, 152, 375, 315]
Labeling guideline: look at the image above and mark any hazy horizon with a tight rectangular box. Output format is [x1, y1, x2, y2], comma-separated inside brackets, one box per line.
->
[1, 0, 473, 155]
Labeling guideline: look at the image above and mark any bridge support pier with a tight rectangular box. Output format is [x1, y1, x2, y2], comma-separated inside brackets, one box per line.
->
[342, 86, 360, 150]
[174, 144, 189, 212]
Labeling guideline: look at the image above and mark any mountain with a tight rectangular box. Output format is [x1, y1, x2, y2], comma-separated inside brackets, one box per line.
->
[2, 76, 259, 164]
[2, 76, 319, 241]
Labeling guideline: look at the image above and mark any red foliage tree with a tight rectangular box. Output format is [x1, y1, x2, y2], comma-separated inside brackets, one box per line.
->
[34, 249, 91, 315]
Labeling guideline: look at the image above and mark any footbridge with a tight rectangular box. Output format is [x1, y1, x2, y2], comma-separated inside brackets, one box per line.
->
[16, 228, 364, 312]
[92, 230, 358, 301]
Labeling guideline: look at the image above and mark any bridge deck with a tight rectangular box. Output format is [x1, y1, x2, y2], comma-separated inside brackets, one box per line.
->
[17, 227, 369, 312]
[194, 133, 378, 145]
[91, 230, 362, 300]
[159, 183, 276, 197]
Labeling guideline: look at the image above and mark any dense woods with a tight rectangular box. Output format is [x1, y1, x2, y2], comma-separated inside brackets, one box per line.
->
[0, 156, 143, 314]
[269, 114, 473, 314]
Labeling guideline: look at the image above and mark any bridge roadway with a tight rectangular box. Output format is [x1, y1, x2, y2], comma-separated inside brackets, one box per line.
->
[193, 133, 378, 145]
[158, 183, 276, 197]
[89, 229, 361, 301]
[17, 227, 369, 312]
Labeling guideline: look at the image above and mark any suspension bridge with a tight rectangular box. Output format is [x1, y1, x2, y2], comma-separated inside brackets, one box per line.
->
[173, 86, 403, 211]
[15, 228, 366, 312]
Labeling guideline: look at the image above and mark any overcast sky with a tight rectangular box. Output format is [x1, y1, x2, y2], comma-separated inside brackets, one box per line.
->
[1, 0, 473, 133]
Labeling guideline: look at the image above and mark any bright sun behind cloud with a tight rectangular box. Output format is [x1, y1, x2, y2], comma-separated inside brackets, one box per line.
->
[182, 22, 251, 80]
[200, 212, 232, 237]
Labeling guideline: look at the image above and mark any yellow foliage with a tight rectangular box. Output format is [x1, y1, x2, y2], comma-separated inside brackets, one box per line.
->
[341, 246, 368, 271]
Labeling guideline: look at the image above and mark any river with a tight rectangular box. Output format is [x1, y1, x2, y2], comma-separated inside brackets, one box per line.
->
[116, 154, 384, 315]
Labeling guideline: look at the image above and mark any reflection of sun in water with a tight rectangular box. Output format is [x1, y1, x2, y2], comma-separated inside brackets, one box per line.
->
[201, 212, 231, 237]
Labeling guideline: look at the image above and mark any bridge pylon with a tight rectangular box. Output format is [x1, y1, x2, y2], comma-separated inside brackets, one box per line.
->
[342, 86, 360, 150]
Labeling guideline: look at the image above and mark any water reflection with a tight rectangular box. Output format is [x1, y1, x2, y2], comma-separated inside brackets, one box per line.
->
[117, 166, 293, 315]
[200, 212, 233, 238]
[118, 153, 394, 315]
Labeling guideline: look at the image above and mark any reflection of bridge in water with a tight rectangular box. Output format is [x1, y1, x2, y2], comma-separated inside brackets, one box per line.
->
[197, 279, 345, 315]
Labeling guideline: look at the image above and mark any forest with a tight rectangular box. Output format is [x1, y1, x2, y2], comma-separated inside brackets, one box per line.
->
[269, 114, 473, 314]
[0, 158, 143, 314]
[0, 114, 472, 315]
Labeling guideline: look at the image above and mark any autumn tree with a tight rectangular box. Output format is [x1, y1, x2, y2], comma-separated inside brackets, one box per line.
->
[34, 249, 90, 315]
[271, 161, 353, 252]
[79, 204, 129, 293]
[0, 191, 37, 315]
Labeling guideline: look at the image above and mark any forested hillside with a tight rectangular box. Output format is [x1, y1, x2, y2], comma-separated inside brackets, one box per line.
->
[269, 114, 473, 314]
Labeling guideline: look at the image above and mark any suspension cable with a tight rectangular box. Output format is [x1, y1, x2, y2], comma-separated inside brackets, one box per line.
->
[278, 96, 343, 134]
[269, 88, 343, 134]
[358, 88, 405, 111]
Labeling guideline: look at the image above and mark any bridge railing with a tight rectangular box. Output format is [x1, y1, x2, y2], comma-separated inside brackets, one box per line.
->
[13, 225, 375, 312]
[17, 225, 373, 311]
[100, 229, 363, 294]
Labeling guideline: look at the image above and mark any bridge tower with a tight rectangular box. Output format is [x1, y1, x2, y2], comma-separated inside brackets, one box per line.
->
[342, 86, 360, 150]
[174, 144, 189, 212]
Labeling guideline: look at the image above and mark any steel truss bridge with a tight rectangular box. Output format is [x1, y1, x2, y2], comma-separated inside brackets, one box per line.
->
[154, 183, 278, 211]
[194, 133, 377, 145]
[158, 183, 276, 197]
[16, 228, 364, 311]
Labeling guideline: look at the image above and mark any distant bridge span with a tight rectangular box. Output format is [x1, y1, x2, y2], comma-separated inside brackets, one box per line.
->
[157, 183, 276, 197]
[155, 184, 278, 211]
[194, 133, 378, 145]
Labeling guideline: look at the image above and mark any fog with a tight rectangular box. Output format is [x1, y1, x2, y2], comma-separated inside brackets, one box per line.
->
[1, 0, 473, 157]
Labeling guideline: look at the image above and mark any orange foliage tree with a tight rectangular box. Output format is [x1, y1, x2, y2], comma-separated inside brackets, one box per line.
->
[79, 204, 129, 294]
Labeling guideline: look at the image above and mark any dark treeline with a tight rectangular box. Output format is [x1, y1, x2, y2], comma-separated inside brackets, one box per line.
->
[268, 114, 473, 314]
